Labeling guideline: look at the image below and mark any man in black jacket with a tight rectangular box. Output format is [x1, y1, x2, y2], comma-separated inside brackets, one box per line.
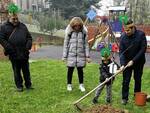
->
[0, 13, 33, 92]
[119, 19, 147, 104]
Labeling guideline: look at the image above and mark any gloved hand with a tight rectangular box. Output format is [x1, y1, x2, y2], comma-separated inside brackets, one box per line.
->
[127, 60, 134, 67]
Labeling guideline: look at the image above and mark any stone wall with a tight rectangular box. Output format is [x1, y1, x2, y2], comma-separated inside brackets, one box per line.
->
[30, 32, 64, 45]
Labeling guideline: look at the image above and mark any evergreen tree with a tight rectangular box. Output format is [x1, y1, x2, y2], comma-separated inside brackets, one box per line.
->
[48, 0, 99, 19]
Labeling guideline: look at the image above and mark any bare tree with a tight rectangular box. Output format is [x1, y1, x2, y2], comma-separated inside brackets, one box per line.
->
[128, 0, 150, 24]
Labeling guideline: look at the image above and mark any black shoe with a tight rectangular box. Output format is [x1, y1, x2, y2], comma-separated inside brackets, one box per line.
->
[121, 99, 128, 105]
[106, 99, 111, 104]
[16, 87, 23, 92]
[92, 97, 98, 104]
[26, 86, 34, 90]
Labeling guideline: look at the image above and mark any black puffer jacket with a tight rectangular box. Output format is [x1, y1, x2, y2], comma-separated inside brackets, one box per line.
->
[99, 60, 113, 85]
[0, 21, 32, 60]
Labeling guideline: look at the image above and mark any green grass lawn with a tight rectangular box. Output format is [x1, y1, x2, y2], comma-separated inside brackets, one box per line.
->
[0, 59, 150, 113]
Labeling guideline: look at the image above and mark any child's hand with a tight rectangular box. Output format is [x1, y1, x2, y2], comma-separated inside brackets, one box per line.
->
[119, 66, 125, 71]
[105, 78, 109, 81]
[115, 69, 122, 74]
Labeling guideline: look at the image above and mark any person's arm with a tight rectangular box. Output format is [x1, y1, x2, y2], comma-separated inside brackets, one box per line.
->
[0, 25, 15, 55]
[83, 25, 90, 59]
[0, 25, 10, 48]
[25, 26, 32, 50]
[62, 28, 70, 59]
[132, 32, 147, 62]
[84, 33, 90, 58]
[100, 65, 111, 79]
[119, 35, 126, 66]
[100, 66, 107, 76]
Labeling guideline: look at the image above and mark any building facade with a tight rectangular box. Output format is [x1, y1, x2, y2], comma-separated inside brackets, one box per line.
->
[14, 0, 47, 12]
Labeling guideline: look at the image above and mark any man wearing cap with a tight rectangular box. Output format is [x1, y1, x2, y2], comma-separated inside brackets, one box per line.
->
[0, 3, 33, 92]
[119, 19, 147, 104]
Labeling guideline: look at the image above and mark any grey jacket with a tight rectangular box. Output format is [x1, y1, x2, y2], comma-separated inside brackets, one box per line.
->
[62, 25, 90, 67]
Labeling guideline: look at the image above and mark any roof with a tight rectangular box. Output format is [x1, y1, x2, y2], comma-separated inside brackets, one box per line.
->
[108, 6, 126, 11]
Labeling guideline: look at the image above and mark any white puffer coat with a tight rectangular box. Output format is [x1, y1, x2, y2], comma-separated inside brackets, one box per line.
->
[62, 25, 90, 67]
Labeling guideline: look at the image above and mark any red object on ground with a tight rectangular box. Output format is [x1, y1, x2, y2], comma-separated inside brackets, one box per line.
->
[135, 92, 147, 106]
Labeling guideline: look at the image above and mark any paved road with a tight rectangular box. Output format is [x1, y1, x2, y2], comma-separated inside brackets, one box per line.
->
[30, 45, 150, 67]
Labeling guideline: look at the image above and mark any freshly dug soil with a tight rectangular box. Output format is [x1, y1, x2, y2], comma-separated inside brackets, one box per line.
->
[84, 105, 128, 113]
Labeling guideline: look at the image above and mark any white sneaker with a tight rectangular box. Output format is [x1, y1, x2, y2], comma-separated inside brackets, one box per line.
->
[79, 84, 85, 92]
[67, 84, 72, 91]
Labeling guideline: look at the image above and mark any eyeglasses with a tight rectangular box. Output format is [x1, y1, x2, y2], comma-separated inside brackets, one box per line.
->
[11, 18, 18, 21]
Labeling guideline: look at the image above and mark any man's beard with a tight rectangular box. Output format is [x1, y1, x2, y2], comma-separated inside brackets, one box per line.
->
[13, 22, 19, 26]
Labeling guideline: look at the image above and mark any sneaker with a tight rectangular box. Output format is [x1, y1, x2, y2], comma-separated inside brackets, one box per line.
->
[16, 87, 23, 92]
[147, 95, 150, 102]
[79, 84, 85, 92]
[67, 84, 72, 91]
[92, 97, 98, 104]
[121, 99, 128, 105]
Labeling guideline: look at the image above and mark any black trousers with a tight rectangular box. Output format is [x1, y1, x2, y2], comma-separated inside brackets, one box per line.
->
[122, 63, 144, 100]
[10, 59, 32, 88]
[67, 67, 83, 84]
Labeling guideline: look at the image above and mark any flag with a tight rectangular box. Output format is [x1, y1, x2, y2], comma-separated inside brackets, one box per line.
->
[86, 9, 97, 21]
[119, 15, 128, 25]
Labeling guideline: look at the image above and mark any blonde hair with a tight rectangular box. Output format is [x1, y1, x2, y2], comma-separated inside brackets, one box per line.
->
[69, 17, 84, 28]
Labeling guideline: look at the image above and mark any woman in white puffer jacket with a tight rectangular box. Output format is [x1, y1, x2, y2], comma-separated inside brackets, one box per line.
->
[62, 17, 91, 92]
